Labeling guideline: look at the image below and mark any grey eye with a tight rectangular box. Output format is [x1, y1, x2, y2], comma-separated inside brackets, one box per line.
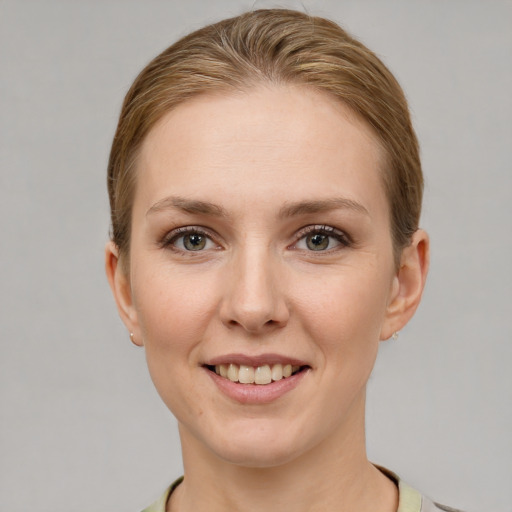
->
[165, 227, 218, 253]
[294, 226, 348, 252]
[183, 233, 207, 251]
[306, 233, 330, 251]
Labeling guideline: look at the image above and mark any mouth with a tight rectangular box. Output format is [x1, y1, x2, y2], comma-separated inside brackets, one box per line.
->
[204, 363, 309, 385]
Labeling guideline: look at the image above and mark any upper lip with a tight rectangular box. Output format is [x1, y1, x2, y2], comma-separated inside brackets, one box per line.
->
[204, 353, 310, 367]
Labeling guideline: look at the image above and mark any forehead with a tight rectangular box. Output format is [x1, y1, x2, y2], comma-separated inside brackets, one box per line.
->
[135, 84, 387, 218]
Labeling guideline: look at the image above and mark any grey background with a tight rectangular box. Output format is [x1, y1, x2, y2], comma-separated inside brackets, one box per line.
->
[1, 1, 511, 511]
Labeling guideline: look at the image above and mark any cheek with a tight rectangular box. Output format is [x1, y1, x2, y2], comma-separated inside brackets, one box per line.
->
[132, 266, 221, 418]
[293, 265, 391, 343]
[132, 262, 220, 353]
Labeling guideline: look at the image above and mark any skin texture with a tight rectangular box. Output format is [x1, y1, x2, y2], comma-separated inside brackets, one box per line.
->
[106, 84, 429, 512]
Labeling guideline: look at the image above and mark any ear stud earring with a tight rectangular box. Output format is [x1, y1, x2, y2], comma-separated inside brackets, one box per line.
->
[392, 331, 399, 340]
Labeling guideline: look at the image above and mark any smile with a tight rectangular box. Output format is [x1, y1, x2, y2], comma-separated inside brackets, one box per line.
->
[207, 363, 305, 385]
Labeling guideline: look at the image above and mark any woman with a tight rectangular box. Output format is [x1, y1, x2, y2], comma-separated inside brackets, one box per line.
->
[105, 9, 460, 512]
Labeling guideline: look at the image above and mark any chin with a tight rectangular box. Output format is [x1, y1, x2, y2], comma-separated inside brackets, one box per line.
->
[199, 419, 319, 469]
[215, 439, 305, 468]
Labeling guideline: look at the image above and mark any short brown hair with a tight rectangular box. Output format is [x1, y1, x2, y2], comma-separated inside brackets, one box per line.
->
[107, 8, 422, 266]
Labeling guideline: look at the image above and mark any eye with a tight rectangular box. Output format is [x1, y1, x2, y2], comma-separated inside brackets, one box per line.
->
[162, 227, 218, 252]
[294, 225, 350, 252]
[176, 233, 212, 251]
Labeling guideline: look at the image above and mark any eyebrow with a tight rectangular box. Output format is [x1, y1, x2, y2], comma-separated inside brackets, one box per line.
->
[146, 195, 369, 218]
[279, 198, 369, 218]
[146, 196, 227, 217]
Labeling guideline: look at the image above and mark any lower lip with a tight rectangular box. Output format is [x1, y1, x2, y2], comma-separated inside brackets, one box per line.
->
[206, 368, 309, 404]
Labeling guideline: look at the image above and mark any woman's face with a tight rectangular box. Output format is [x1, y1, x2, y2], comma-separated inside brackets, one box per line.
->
[109, 85, 421, 467]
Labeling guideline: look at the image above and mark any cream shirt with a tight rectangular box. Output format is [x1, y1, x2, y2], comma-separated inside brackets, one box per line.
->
[142, 469, 463, 512]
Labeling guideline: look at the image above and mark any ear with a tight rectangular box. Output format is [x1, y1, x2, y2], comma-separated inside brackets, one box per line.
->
[105, 241, 143, 346]
[380, 229, 430, 340]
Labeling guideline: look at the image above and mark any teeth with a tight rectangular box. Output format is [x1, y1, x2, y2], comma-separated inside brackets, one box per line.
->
[255, 365, 271, 385]
[213, 363, 302, 385]
[227, 363, 239, 382]
[271, 364, 283, 381]
[238, 365, 255, 384]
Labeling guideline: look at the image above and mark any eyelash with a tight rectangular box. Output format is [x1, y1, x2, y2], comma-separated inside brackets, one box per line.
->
[159, 224, 351, 254]
[159, 226, 219, 253]
[292, 225, 352, 252]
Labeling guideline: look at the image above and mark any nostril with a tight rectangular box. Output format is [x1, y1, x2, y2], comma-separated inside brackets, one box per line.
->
[226, 317, 282, 333]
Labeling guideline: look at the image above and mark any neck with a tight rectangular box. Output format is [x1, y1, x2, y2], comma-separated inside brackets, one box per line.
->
[168, 392, 397, 512]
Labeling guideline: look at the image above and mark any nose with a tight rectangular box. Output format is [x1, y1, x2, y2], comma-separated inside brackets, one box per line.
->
[219, 243, 290, 334]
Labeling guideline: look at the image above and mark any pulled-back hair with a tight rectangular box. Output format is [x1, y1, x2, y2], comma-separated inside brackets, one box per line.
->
[108, 8, 422, 266]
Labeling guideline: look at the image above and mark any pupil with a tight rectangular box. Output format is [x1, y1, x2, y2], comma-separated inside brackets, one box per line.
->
[185, 234, 206, 250]
[307, 233, 329, 251]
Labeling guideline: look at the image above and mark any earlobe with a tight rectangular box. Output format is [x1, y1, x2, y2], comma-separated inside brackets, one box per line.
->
[380, 229, 430, 340]
[104, 242, 143, 346]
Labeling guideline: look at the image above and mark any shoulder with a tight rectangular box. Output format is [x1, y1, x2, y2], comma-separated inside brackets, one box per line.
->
[402, 483, 466, 512]
[377, 465, 466, 512]
[424, 497, 466, 512]
[401, 480, 466, 512]
[140, 477, 183, 512]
